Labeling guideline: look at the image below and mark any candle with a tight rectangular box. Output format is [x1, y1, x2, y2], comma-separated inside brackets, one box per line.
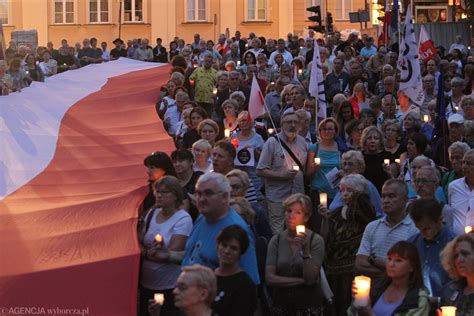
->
[395, 159, 400, 164]
[314, 157, 321, 165]
[245, 43, 248, 48]
[267, 128, 274, 134]
[440, 306, 456, 316]
[155, 234, 163, 243]
[384, 159, 390, 165]
[353, 276, 371, 307]
[320, 193, 327, 208]
[237, 60, 241, 66]
[300, 46, 303, 50]
[296, 225, 305, 235]
[270, 81, 275, 85]
[224, 129, 230, 138]
[298, 69, 303, 75]
[213, 87, 218, 95]
[154, 293, 164, 305]
[423, 115, 429, 122]
[293, 165, 300, 171]
[466, 226, 473, 234]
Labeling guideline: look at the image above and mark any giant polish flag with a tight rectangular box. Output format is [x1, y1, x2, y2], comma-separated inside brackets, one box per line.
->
[0, 58, 174, 315]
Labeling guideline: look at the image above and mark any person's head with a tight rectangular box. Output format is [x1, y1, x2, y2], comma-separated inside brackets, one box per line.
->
[409, 198, 444, 241]
[350, 62, 363, 77]
[451, 77, 465, 97]
[235, 111, 252, 132]
[216, 71, 229, 89]
[386, 241, 424, 289]
[403, 111, 422, 132]
[229, 197, 255, 225]
[382, 179, 408, 216]
[225, 169, 249, 198]
[382, 64, 394, 78]
[413, 165, 440, 199]
[422, 74, 435, 93]
[189, 106, 208, 129]
[228, 71, 241, 90]
[175, 90, 190, 112]
[216, 224, 250, 269]
[345, 119, 364, 148]
[221, 99, 239, 118]
[90, 37, 98, 47]
[198, 119, 220, 146]
[338, 101, 355, 123]
[283, 193, 312, 231]
[448, 113, 465, 141]
[461, 94, 474, 120]
[382, 119, 401, 142]
[25, 54, 36, 66]
[359, 108, 376, 128]
[353, 82, 367, 99]
[463, 149, 474, 185]
[171, 149, 194, 175]
[406, 133, 428, 158]
[212, 140, 236, 174]
[383, 76, 395, 94]
[426, 59, 437, 74]
[381, 94, 397, 119]
[229, 91, 246, 110]
[361, 126, 384, 153]
[388, 52, 398, 65]
[318, 117, 339, 141]
[153, 175, 185, 209]
[441, 234, 474, 281]
[171, 71, 186, 86]
[448, 141, 471, 175]
[290, 85, 306, 109]
[277, 38, 286, 51]
[295, 109, 311, 136]
[192, 139, 212, 163]
[281, 112, 299, 140]
[195, 172, 231, 219]
[203, 52, 213, 69]
[464, 119, 474, 148]
[173, 265, 217, 310]
[143, 152, 176, 182]
[341, 150, 366, 175]
[340, 174, 368, 205]
[333, 58, 344, 73]
[243, 51, 256, 65]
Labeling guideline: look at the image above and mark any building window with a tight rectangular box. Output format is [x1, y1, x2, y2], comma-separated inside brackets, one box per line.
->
[247, 0, 267, 21]
[0, 0, 9, 25]
[306, 0, 323, 20]
[54, 0, 75, 24]
[187, 0, 207, 21]
[336, 0, 351, 20]
[123, 0, 143, 22]
[89, 0, 109, 23]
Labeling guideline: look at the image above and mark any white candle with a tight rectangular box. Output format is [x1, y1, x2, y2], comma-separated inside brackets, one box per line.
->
[320, 193, 327, 208]
[298, 69, 303, 75]
[296, 225, 305, 235]
[154, 293, 164, 305]
[423, 115, 429, 123]
[237, 60, 241, 66]
[384, 159, 390, 165]
[224, 129, 230, 138]
[155, 234, 163, 243]
[353, 276, 371, 307]
[270, 81, 275, 85]
[293, 165, 300, 171]
[267, 128, 274, 134]
[395, 159, 401, 164]
[314, 157, 321, 165]
[440, 306, 456, 316]
[465, 226, 473, 234]
[213, 87, 218, 95]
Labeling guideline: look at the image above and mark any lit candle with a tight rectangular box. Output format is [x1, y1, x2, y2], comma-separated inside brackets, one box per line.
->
[193, 63, 197, 68]
[298, 69, 303, 76]
[296, 225, 306, 235]
[245, 43, 248, 48]
[155, 234, 163, 243]
[300, 46, 303, 50]
[293, 165, 300, 171]
[423, 115, 429, 123]
[237, 60, 241, 66]
[270, 81, 275, 85]
[353, 276, 371, 307]
[384, 159, 390, 165]
[395, 159, 400, 164]
[440, 306, 457, 316]
[466, 226, 473, 234]
[224, 129, 230, 138]
[213, 87, 218, 95]
[154, 293, 164, 305]
[320, 193, 327, 208]
[314, 157, 321, 165]
[267, 128, 274, 134]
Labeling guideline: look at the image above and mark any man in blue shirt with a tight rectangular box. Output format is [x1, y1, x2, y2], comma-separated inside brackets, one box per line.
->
[182, 172, 260, 284]
[360, 37, 377, 61]
[408, 198, 455, 297]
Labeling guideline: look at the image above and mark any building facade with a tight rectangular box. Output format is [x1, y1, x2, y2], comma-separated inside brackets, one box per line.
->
[1, 0, 372, 47]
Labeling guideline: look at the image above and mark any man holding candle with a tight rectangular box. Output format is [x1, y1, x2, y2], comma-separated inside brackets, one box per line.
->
[355, 179, 419, 278]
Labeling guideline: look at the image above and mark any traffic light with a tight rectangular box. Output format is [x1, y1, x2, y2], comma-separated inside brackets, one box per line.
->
[307, 5, 325, 33]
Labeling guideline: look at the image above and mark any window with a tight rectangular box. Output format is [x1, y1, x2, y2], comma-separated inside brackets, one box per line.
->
[335, 0, 351, 20]
[187, 0, 207, 21]
[0, 0, 9, 25]
[123, 0, 143, 23]
[247, 0, 267, 21]
[306, 0, 322, 20]
[54, 0, 75, 24]
[89, 0, 109, 23]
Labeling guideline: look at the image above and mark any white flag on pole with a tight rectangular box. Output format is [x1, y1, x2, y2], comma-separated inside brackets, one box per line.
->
[397, 6, 424, 107]
[248, 76, 266, 120]
[308, 40, 327, 118]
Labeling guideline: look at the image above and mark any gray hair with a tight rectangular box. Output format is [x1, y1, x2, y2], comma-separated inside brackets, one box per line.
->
[448, 141, 471, 155]
[412, 155, 433, 166]
[196, 172, 231, 194]
[342, 150, 366, 173]
[230, 91, 246, 103]
[340, 174, 368, 194]
[451, 77, 464, 87]
[216, 70, 229, 81]
[404, 111, 423, 129]
[417, 165, 440, 183]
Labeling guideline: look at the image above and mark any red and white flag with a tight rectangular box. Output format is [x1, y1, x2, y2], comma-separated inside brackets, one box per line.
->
[248, 75, 266, 120]
[418, 25, 437, 62]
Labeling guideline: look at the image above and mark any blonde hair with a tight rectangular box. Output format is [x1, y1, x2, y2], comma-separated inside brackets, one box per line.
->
[318, 117, 340, 135]
[441, 234, 474, 280]
[192, 139, 212, 155]
[230, 197, 255, 225]
[226, 169, 250, 193]
[283, 193, 312, 216]
[361, 126, 385, 151]
[181, 265, 217, 307]
[197, 118, 220, 135]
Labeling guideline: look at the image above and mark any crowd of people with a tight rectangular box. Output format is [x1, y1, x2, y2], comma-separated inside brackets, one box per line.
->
[3, 29, 474, 316]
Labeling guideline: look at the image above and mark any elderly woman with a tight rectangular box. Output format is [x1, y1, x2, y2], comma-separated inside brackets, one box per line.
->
[324, 174, 376, 316]
[447, 77, 466, 116]
[361, 126, 391, 193]
[139, 176, 193, 316]
[442, 142, 471, 198]
[349, 241, 430, 316]
[329, 150, 382, 216]
[197, 119, 220, 147]
[213, 225, 257, 316]
[382, 119, 405, 161]
[192, 139, 213, 173]
[440, 234, 474, 315]
[402, 110, 433, 144]
[331, 93, 348, 119]
[266, 193, 325, 315]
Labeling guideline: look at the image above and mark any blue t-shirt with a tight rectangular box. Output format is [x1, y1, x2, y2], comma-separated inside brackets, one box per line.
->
[372, 294, 403, 316]
[309, 144, 340, 198]
[182, 209, 260, 284]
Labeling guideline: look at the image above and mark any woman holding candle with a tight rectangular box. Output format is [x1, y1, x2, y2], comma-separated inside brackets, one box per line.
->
[361, 126, 391, 194]
[220, 99, 239, 139]
[266, 193, 325, 315]
[306, 117, 342, 232]
[349, 241, 430, 316]
[139, 176, 193, 316]
[401, 111, 433, 145]
[440, 233, 474, 315]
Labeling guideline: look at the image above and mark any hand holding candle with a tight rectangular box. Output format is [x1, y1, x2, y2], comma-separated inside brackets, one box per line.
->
[319, 193, 327, 208]
[395, 159, 400, 164]
[224, 129, 230, 138]
[267, 128, 274, 134]
[154, 293, 164, 305]
[293, 165, 300, 172]
[314, 157, 321, 165]
[296, 225, 305, 235]
[440, 306, 456, 316]
[155, 234, 163, 244]
[423, 115, 429, 123]
[353, 276, 371, 307]
[384, 159, 390, 166]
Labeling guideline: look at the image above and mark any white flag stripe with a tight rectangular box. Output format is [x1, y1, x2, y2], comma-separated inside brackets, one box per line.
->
[308, 40, 327, 118]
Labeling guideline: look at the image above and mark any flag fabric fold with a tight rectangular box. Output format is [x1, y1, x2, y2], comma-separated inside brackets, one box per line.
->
[418, 24, 437, 62]
[308, 40, 327, 118]
[248, 75, 266, 120]
[397, 6, 425, 107]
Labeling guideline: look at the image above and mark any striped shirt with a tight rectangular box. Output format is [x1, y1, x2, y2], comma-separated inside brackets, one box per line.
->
[357, 214, 419, 260]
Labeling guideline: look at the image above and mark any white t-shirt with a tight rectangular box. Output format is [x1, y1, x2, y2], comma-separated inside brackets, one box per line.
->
[140, 208, 193, 290]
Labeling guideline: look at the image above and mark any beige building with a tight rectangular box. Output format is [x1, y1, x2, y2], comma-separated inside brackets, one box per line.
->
[1, 0, 373, 47]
